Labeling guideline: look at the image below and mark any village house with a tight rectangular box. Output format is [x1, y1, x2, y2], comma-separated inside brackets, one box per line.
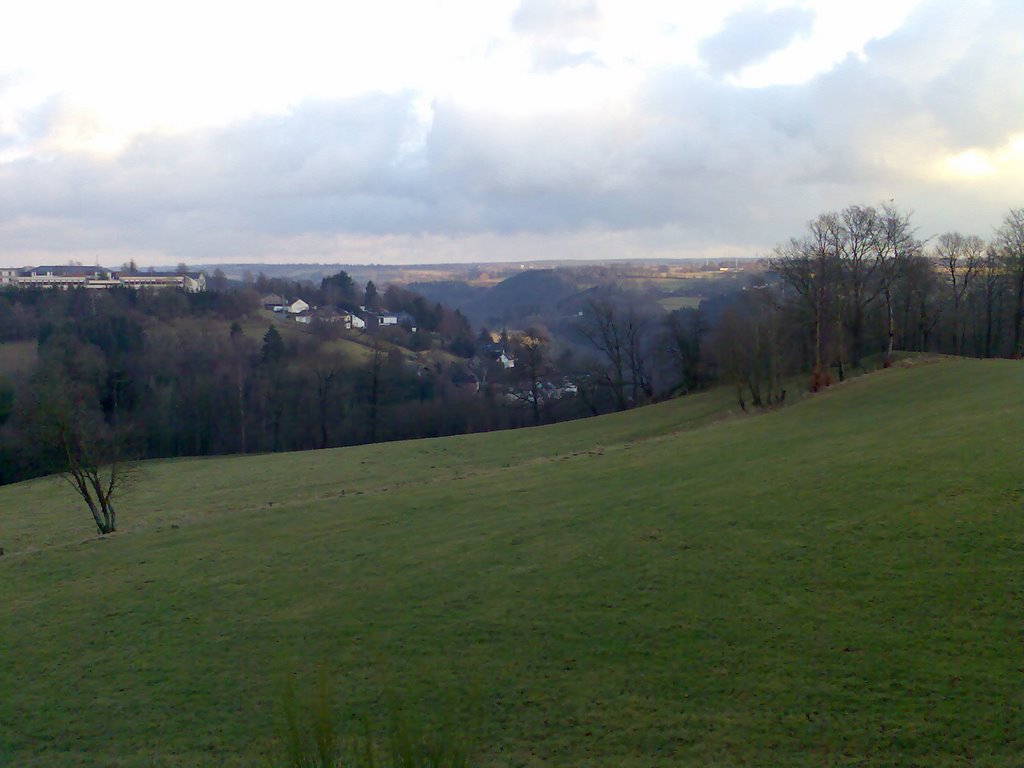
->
[360, 309, 399, 327]
[260, 293, 286, 310]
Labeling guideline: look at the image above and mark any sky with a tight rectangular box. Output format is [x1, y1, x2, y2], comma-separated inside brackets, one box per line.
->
[0, 0, 1021, 267]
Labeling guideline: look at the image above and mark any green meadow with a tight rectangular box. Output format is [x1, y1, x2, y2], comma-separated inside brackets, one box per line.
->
[0, 357, 1020, 766]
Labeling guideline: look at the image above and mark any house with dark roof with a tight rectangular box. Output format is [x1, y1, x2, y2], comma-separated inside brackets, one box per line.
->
[260, 293, 286, 309]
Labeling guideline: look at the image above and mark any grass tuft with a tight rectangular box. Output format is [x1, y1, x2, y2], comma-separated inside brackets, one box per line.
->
[274, 673, 471, 768]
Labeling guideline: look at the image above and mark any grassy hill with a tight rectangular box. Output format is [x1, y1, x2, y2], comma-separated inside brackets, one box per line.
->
[0, 358, 1020, 767]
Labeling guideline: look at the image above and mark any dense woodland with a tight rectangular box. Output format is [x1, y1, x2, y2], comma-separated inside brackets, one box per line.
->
[0, 204, 1021, 499]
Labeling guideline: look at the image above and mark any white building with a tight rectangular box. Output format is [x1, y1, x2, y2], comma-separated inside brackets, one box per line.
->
[118, 272, 206, 292]
[6, 266, 206, 292]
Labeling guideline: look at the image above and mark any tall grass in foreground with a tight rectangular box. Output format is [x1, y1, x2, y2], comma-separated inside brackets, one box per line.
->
[276, 673, 472, 768]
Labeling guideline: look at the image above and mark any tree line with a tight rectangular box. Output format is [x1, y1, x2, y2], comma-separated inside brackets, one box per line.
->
[1, 203, 1021, 523]
[0, 278, 596, 493]
[701, 205, 1024, 409]
[562, 205, 1024, 415]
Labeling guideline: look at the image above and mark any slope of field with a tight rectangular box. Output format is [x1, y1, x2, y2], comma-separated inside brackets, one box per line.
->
[0, 358, 1020, 767]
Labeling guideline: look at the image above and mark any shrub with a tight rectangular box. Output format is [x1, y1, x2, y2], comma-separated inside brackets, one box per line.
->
[809, 368, 834, 393]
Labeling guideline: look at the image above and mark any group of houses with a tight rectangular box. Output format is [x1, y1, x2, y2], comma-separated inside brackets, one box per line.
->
[260, 294, 416, 332]
[449, 368, 578, 402]
[504, 378, 579, 403]
[479, 339, 516, 369]
[0, 265, 207, 292]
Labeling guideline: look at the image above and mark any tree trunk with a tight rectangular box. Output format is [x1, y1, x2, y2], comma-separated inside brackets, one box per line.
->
[101, 499, 116, 533]
[84, 494, 106, 534]
[984, 282, 994, 358]
[237, 373, 247, 453]
[884, 286, 895, 362]
[1014, 269, 1024, 356]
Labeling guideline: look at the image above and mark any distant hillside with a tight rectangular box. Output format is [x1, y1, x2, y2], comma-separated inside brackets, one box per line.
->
[413, 268, 584, 328]
[0, 358, 1020, 767]
[406, 280, 487, 311]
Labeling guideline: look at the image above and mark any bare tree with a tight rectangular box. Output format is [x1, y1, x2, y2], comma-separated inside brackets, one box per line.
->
[623, 308, 654, 404]
[510, 328, 549, 426]
[995, 208, 1024, 355]
[835, 205, 886, 368]
[775, 203, 919, 372]
[935, 232, 984, 355]
[229, 322, 257, 453]
[310, 354, 348, 449]
[711, 288, 788, 411]
[771, 213, 840, 376]
[874, 204, 919, 363]
[25, 370, 135, 534]
[660, 308, 705, 396]
[975, 244, 1004, 358]
[576, 298, 629, 410]
[365, 337, 389, 442]
[575, 297, 654, 410]
[895, 253, 943, 352]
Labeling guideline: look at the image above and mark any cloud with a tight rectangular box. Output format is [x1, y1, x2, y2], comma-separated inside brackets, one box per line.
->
[511, 0, 603, 72]
[699, 6, 816, 77]
[0, 0, 1021, 266]
[511, 0, 600, 37]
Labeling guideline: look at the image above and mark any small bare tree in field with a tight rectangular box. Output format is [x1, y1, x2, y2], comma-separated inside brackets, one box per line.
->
[25, 369, 136, 535]
[55, 406, 134, 535]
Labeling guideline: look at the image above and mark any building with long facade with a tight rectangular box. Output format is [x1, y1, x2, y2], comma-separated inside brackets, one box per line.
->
[2, 265, 206, 292]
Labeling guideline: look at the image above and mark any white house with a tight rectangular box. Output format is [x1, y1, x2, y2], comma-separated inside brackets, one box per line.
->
[287, 299, 310, 315]
[498, 351, 515, 369]
[347, 313, 366, 330]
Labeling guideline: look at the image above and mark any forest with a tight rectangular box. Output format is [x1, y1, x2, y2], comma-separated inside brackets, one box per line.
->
[0, 204, 1021, 497]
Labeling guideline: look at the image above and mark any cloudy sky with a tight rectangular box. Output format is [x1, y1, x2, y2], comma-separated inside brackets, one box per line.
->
[1, 0, 1021, 267]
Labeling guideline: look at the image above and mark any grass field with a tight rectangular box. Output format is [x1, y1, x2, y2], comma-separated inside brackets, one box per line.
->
[0, 358, 1021, 766]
